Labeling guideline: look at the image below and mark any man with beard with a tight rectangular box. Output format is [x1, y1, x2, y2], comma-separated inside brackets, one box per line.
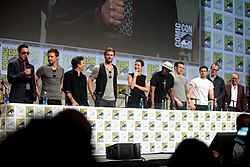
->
[35, 48, 64, 105]
[88, 47, 117, 107]
[7, 44, 36, 103]
[148, 61, 176, 110]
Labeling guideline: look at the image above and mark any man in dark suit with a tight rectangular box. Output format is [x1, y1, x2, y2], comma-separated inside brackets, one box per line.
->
[224, 73, 246, 112]
[7, 44, 36, 103]
[207, 63, 225, 111]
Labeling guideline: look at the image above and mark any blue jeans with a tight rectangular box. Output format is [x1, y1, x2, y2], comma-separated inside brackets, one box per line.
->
[175, 101, 187, 110]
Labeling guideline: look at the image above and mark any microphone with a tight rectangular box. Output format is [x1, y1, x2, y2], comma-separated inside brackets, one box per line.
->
[163, 79, 166, 89]
[24, 61, 32, 78]
[118, 89, 131, 97]
[118, 89, 126, 94]
[190, 98, 199, 105]
[1, 80, 9, 91]
[24, 61, 32, 69]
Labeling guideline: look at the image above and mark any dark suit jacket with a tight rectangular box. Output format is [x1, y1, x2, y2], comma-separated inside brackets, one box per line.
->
[224, 83, 245, 112]
[7, 59, 36, 103]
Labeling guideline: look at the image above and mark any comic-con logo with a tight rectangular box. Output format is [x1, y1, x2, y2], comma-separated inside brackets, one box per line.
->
[175, 22, 193, 49]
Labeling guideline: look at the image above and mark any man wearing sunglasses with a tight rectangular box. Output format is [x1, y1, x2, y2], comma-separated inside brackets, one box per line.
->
[7, 44, 36, 103]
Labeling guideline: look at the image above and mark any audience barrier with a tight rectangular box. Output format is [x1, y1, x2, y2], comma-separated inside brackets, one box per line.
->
[0, 103, 241, 155]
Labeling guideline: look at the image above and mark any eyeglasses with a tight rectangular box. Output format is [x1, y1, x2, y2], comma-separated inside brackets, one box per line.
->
[232, 78, 238, 80]
[211, 69, 219, 71]
[21, 52, 30, 55]
[109, 71, 112, 79]
[52, 70, 56, 78]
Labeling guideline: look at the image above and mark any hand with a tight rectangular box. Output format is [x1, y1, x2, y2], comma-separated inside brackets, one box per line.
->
[188, 100, 196, 110]
[24, 68, 31, 76]
[177, 101, 183, 107]
[134, 71, 140, 77]
[91, 94, 96, 101]
[101, 0, 127, 27]
[72, 101, 79, 106]
[172, 106, 176, 110]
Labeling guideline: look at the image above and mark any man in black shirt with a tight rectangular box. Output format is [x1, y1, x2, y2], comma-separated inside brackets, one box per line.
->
[149, 61, 176, 110]
[63, 56, 89, 106]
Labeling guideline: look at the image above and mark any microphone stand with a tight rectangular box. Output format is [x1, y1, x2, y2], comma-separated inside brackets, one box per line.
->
[190, 98, 199, 106]
[124, 93, 130, 108]
[230, 100, 236, 111]
[163, 96, 169, 110]
[118, 90, 131, 108]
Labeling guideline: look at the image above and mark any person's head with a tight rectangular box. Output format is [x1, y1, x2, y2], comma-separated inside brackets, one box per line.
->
[199, 65, 208, 79]
[104, 47, 115, 64]
[236, 113, 250, 131]
[210, 63, 220, 77]
[134, 59, 144, 72]
[47, 48, 59, 65]
[174, 61, 184, 75]
[161, 61, 173, 75]
[168, 138, 216, 167]
[71, 56, 84, 70]
[0, 109, 95, 166]
[18, 44, 29, 62]
[231, 73, 239, 86]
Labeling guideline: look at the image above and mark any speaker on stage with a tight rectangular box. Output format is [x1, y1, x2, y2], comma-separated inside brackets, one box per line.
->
[106, 143, 141, 160]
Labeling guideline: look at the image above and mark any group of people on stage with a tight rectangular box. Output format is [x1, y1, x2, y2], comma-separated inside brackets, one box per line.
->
[2, 43, 247, 112]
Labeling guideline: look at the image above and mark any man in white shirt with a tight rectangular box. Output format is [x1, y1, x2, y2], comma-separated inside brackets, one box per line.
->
[189, 66, 214, 111]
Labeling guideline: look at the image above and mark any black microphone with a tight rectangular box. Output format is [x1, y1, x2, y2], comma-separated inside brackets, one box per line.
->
[118, 89, 131, 97]
[1, 80, 9, 91]
[118, 89, 126, 94]
[24, 61, 32, 69]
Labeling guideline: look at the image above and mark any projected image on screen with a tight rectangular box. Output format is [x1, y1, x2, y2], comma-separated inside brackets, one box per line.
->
[0, 0, 200, 63]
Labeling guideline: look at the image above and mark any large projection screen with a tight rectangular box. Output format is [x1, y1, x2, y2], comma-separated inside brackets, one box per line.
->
[0, 0, 200, 63]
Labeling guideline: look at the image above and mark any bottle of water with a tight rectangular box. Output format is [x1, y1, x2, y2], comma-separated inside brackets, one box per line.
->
[225, 102, 228, 111]
[207, 101, 211, 111]
[139, 98, 144, 109]
[161, 100, 165, 109]
[43, 91, 48, 105]
[214, 101, 218, 111]
[4, 90, 9, 104]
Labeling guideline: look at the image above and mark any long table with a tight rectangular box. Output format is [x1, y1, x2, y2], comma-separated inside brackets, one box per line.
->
[0, 103, 240, 155]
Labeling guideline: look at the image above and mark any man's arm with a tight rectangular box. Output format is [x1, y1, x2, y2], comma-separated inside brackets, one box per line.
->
[66, 92, 79, 106]
[174, 95, 183, 108]
[7, 62, 25, 84]
[60, 77, 64, 93]
[63, 74, 79, 106]
[35, 74, 41, 99]
[216, 79, 225, 101]
[88, 76, 96, 101]
[150, 86, 156, 109]
[170, 87, 176, 110]
[189, 84, 196, 110]
[209, 88, 214, 110]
